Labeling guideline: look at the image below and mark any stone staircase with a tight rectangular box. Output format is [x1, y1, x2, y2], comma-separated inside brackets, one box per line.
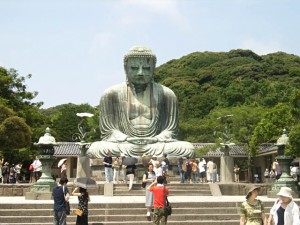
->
[0, 201, 258, 225]
[113, 183, 212, 196]
[2, 178, 300, 225]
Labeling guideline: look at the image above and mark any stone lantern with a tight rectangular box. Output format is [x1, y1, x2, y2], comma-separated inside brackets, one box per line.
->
[268, 129, 299, 198]
[25, 127, 58, 200]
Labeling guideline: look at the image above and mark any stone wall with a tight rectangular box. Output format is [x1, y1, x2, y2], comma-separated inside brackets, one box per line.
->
[0, 183, 104, 196]
[219, 183, 272, 196]
[0, 184, 31, 196]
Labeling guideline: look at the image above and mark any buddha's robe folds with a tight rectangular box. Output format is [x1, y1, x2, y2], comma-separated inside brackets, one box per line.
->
[86, 82, 194, 158]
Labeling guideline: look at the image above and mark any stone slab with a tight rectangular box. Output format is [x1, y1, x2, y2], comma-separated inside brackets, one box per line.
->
[25, 191, 53, 200]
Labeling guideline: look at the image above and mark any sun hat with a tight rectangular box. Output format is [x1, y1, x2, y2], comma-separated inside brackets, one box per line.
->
[277, 187, 293, 199]
[246, 185, 260, 199]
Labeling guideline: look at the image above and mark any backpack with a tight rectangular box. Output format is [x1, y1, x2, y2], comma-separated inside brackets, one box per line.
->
[2, 166, 8, 175]
[182, 163, 187, 172]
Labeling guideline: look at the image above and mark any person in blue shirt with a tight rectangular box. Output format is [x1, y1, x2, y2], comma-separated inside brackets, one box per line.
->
[53, 177, 70, 225]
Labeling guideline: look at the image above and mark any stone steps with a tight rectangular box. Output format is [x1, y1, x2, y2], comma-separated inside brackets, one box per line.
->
[113, 183, 211, 196]
[0, 201, 277, 225]
[0, 221, 241, 225]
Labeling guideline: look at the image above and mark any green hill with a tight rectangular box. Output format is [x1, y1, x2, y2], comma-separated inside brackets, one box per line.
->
[155, 49, 300, 145]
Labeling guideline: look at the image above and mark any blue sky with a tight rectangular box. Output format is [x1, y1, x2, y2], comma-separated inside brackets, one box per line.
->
[1, 0, 299, 108]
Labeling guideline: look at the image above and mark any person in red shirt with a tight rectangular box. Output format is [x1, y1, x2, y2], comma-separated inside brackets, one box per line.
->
[148, 176, 169, 225]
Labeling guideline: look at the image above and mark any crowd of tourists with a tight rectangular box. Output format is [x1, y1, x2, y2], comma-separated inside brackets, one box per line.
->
[178, 157, 220, 183]
[0, 156, 43, 184]
[0, 158, 25, 184]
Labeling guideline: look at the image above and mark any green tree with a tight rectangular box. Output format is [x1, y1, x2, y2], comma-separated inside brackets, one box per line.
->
[249, 103, 294, 156]
[47, 103, 98, 142]
[0, 105, 32, 162]
[0, 67, 47, 159]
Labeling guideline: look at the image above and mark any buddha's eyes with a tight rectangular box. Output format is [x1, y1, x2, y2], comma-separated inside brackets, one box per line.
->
[131, 66, 139, 70]
[130, 66, 151, 71]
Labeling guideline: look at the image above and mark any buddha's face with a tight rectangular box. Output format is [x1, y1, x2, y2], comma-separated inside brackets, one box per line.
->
[125, 57, 155, 85]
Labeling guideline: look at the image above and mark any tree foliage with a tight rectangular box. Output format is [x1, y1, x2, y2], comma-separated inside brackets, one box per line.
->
[0, 105, 32, 161]
[0, 67, 46, 162]
[43, 103, 99, 142]
[155, 49, 300, 156]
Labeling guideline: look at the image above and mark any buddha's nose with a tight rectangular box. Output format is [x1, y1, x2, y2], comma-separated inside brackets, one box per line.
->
[137, 66, 143, 75]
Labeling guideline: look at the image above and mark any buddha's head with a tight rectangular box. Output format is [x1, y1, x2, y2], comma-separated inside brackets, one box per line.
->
[124, 46, 157, 85]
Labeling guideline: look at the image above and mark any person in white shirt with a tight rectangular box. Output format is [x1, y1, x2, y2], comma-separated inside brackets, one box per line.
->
[149, 156, 159, 173]
[290, 166, 299, 182]
[32, 156, 42, 181]
[267, 187, 300, 225]
[154, 162, 163, 177]
[198, 158, 206, 183]
[206, 160, 214, 182]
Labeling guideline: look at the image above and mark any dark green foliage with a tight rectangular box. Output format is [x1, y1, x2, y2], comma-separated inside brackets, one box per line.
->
[0, 67, 45, 162]
[43, 103, 99, 142]
[155, 49, 300, 155]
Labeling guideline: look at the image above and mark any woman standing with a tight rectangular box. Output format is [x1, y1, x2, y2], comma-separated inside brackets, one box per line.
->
[178, 158, 186, 183]
[240, 185, 266, 225]
[112, 156, 122, 184]
[267, 187, 300, 225]
[143, 164, 156, 220]
[72, 187, 91, 225]
[234, 164, 240, 183]
[60, 160, 67, 179]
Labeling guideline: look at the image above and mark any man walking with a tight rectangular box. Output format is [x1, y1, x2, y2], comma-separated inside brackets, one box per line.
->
[103, 151, 113, 183]
[52, 177, 70, 225]
[148, 176, 169, 225]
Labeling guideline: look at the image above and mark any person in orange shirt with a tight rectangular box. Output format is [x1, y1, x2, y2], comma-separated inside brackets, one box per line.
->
[148, 176, 169, 225]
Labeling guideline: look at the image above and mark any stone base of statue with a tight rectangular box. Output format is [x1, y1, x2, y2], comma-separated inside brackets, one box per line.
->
[268, 155, 300, 198]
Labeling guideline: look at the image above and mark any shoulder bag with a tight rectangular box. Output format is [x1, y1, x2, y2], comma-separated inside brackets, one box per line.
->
[163, 184, 172, 216]
[63, 186, 70, 215]
[74, 209, 83, 216]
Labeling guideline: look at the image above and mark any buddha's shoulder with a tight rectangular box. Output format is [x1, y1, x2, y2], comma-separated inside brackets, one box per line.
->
[153, 83, 176, 97]
[102, 83, 127, 95]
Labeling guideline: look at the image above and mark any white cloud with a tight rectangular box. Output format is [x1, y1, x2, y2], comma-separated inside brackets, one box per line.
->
[240, 38, 282, 55]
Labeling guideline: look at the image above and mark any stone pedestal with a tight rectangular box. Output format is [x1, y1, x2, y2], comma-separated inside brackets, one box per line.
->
[220, 156, 234, 183]
[76, 144, 91, 178]
[104, 183, 114, 196]
[77, 156, 91, 178]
